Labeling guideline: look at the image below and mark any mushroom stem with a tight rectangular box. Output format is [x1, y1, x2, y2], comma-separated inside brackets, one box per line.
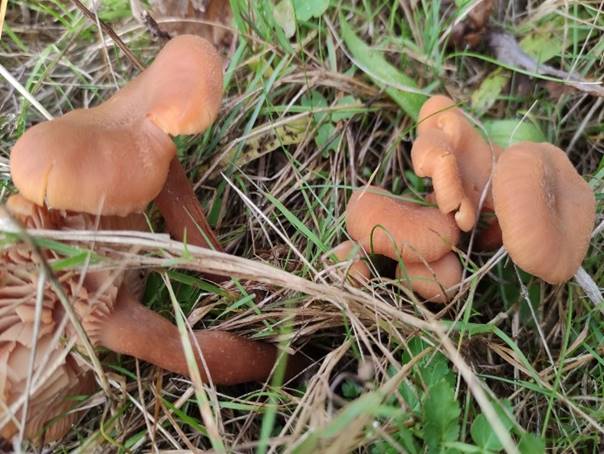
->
[155, 158, 222, 252]
[97, 289, 301, 385]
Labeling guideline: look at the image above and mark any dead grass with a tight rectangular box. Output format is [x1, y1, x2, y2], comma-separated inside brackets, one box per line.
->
[1, 0, 603, 452]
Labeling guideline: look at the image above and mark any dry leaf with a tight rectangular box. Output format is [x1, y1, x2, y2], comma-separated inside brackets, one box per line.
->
[150, 0, 233, 51]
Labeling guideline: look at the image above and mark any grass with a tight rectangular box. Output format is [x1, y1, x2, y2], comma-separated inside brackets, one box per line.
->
[1, 0, 603, 452]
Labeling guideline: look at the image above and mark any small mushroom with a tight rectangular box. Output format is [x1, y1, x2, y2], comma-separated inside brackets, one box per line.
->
[328, 240, 371, 284]
[411, 95, 501, 231]
[345, 186, 460, 263]
[0, 195, 302, 443]
[396, 252, 462, 303]
[492, 142, 596, 284]
[9, 34, 223, 251]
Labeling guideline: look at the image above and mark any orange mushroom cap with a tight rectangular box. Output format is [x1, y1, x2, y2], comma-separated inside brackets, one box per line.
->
[329, 240, 371, 284]
[411, 95, 501, 231]
[10, 35, 223, 217]
[396, 252, 462, 303]
[345, 186, 460, 263]
[492, 142, 596, 284]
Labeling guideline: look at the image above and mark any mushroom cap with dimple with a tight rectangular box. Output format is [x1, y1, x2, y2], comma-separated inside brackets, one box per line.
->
[492, 142, 595, 284]
[10, 35, 223, 216]
[345, 186, 460, 263]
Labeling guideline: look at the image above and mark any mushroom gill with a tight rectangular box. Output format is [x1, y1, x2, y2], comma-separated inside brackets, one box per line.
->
[0, 195, 113, 443]
[1, 195, 303, 443]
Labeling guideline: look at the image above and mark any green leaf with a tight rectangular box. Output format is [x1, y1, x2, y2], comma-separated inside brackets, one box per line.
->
[422, 380, 461, 453]
[98, 0, 131, 22]
[518, 433, 545, 454]
[316, 123, 341, 155]
[292, 0, 329, 21]
[471, 400, 514, 452]
[274, 0, 296, 38]
[264, 192, 328, 253]
[471, 69, 510, 115]
[340, 19, 426, 120]
[341, 380, 362, 399]
[471, 416, 503, 452]
[301, 90, 329, 124]
[482, 119, 546, 149]
[332, 95, 362, 121]
[402, 337, 455, 389]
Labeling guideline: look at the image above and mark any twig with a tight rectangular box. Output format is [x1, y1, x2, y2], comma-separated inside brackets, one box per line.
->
[70, 0, 144, 71]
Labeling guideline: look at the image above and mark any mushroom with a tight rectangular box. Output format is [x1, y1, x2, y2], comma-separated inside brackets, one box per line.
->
[411, 95, 501, 231]
[492, 142, 596, 284]
[396, 252, 462, 303]
[9, 34, 222, 251]
[0, 195, 302, 443]
[345, 186, 460, 263]
[328, 240, 371, 284]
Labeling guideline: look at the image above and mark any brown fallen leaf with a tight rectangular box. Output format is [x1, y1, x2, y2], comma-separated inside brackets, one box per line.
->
[143, 0, 233, 51]
[446, 0, 495, 49]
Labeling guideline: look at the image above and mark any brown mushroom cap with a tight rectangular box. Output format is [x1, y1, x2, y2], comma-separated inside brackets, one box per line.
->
[492, 142, 596, 284]
[10, 35, 223, 217]
[329, 240, 371, 284]
[345, 186, 460, 263]
[396, 252, 462, 303]
[412, 95, 501, 231]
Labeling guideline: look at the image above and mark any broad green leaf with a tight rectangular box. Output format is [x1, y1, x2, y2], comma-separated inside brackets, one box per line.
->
[471, 400, 514, 451]
[482, 119, 546, 149]
[332, 95, 363, 121]
[340, 19, 426, 120]
[471, 69, 510, 115]
[274, 0, 296, 38]
[398, 379, 420, 412]
[301, 90, 329, 123]
[470, 411, 513, 452]
[422, 380, 461, 453]
[316, 122, 341, 155]
[518, 433, 545, 454]
[292, 0, 329, 21]
[402, 337, 455, 389]
[395, 424, 419, 454]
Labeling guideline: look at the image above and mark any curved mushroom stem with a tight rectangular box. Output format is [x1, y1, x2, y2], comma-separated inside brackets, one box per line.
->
[155, 158, 222, 252]
[97, 289, 303, 385]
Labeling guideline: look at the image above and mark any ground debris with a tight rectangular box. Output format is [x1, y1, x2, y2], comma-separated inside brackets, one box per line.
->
[488, 30, 604, 98]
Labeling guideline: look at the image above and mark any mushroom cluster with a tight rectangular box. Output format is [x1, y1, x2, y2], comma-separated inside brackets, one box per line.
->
[1, 35, 300, 443]
[332, 95, 596, 299]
